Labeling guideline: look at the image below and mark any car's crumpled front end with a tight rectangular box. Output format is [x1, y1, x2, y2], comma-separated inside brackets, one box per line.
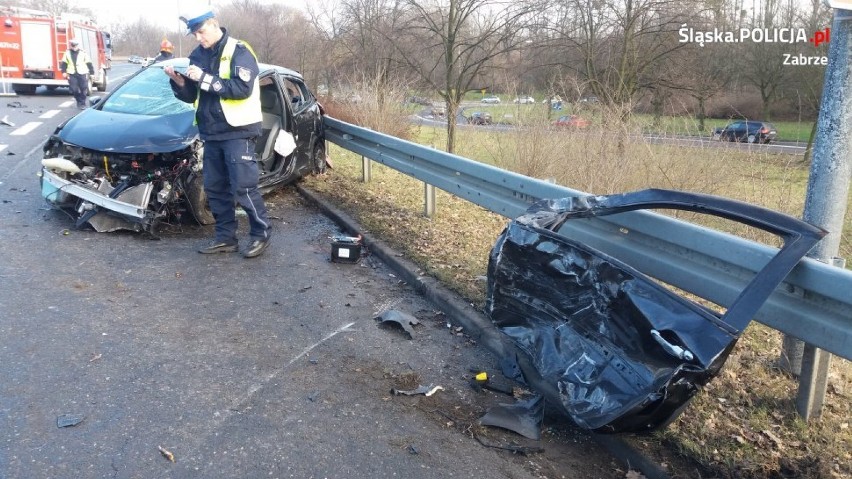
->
[40, 136, 209, 233]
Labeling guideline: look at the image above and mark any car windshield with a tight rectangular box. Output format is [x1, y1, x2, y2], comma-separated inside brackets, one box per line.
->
[100, 66, 195, 116]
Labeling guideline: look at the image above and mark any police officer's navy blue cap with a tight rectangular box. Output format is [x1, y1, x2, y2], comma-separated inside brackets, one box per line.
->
[179, 5, 215, 34]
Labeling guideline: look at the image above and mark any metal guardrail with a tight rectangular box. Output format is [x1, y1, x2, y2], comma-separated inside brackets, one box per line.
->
[324, 116, 852, 362]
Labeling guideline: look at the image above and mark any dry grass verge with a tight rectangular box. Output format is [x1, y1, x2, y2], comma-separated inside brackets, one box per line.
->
[302, 119, 851, 478]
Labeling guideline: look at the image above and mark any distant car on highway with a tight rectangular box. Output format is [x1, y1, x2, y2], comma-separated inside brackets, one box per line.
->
[553, 114, 590, 129]
[467, 111, 492, 125]
[128, 55, 143, 64]
[713, 120, 777, 144]
[431, 103, 446, 116]
[408, 96, 431, 105]
[513, 96, 535, 104]
[480, 95, 501, 104]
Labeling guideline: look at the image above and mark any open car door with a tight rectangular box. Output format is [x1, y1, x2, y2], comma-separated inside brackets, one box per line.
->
[486, 189, 826, 433]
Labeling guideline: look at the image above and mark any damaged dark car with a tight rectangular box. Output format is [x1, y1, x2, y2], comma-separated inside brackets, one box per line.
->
[486, 189, 825, 433]
[39, 58, 327, 233]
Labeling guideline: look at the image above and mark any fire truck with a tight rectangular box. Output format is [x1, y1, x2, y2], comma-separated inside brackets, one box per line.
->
[0, 6, 111, 96]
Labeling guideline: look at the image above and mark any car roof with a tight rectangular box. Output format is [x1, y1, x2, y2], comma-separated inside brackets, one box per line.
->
[152, 57, 303, 80]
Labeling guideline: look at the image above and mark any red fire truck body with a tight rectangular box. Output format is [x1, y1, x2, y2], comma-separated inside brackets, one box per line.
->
[1, 7, 111, 95]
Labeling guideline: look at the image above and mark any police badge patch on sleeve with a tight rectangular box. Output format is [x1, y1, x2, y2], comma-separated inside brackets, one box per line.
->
[212, 81, 223, 92]
[237, 67, 252, 82]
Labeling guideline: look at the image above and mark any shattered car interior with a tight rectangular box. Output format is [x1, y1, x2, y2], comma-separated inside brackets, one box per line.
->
[39, 58, 326, 234]
[486, 189, 826, 433]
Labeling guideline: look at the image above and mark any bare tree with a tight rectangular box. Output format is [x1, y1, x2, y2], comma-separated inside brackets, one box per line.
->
[540, 0, 697, 121]
[306, 0, 359, 97]
[110, 17, 168, 56]
[387, 0, 539, 153]
[737, 0, 794, 119]
[8, 0, 93, 17]
[218, 0, 313, 68]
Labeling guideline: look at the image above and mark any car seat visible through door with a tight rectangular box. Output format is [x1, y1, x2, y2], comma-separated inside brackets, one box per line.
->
[257, 86, 282, 166]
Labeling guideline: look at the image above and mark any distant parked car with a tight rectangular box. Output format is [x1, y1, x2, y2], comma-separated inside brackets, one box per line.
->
[513, 96, 535, 104]
[408, 96, 431, 105]
[467, 111, 493, 125]
[431, 103, 446, 116]
[553, 114, 590, 129]
[128, 55, 143, 64]
[480, 95, 501, 104]
[713, 120, 777, 144]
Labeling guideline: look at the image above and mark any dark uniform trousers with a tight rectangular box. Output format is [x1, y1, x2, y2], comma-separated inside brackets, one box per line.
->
[68, 74, 88, 107]
[202, 138, 270, 243]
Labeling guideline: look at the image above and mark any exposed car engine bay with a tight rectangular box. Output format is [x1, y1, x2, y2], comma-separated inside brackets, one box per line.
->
[40, 138, 212, 234]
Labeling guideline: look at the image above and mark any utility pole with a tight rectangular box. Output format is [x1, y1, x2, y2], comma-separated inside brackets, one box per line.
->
[781, 3, 852, 420]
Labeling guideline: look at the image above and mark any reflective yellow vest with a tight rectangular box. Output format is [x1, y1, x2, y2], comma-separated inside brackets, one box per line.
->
[61, 49, 91, 75]
[195, 37, 262, 127]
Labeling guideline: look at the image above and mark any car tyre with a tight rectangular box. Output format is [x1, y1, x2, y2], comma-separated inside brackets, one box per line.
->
[312, 141, 327, 175]
[747, 134, 757, 143]
[185, 174, 216, 225]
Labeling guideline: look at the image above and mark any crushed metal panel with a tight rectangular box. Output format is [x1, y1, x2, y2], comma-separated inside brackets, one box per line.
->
[479, 394, 544, 440]
[486, 189, 826, 433]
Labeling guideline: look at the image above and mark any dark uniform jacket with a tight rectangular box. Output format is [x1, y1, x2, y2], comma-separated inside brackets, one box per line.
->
[170, 28, 261, 141]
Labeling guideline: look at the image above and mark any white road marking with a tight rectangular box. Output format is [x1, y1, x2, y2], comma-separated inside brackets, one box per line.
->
[39, 110, 61, 119]
[288, 321, 357, 366]
[59, 100, 74, 108]
[10, 122, 42, 136]
[0, 145, 7, 153]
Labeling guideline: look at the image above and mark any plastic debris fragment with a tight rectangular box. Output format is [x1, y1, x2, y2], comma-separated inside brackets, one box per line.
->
[375, 310, 420, 339]
[57, 414, 84, 428]
[158, 445, 175, 462]
[391, 384, 444, 396]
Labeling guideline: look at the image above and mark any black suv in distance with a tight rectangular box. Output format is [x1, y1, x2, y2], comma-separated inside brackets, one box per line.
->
[467, 111, 493, 125]
[713, 121, 777, 144]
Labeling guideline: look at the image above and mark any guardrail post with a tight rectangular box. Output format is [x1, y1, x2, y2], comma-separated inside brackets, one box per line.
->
[796, 256, 845, 420]
[424, 183, 436, 217]
[785, 7, 852, 420]
[361, 155, 372, 183]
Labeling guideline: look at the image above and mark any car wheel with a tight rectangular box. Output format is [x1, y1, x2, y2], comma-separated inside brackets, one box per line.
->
[185, 174, 215, 225]
[747, 134, 757, 143]
[312, 141, 327, 175]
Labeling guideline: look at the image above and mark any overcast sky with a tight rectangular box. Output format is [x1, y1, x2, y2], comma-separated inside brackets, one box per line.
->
[74, 0, 310, 30]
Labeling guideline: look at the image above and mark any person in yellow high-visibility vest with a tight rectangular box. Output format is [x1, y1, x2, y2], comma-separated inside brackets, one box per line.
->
[60, 38, 94, 110]
[164, 4, 270, 259]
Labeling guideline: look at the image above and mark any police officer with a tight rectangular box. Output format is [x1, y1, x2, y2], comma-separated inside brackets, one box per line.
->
[164, 5, 271, 258]
[152, 39, 174, 63]
[60, 38, 94, 110]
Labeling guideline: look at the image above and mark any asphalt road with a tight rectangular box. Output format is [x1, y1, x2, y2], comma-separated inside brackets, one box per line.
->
[416, 104, 807, 156]
[0, 64, 626, 478]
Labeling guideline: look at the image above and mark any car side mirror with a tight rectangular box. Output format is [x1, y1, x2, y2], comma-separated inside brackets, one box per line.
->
[88, 96, 102, 106]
